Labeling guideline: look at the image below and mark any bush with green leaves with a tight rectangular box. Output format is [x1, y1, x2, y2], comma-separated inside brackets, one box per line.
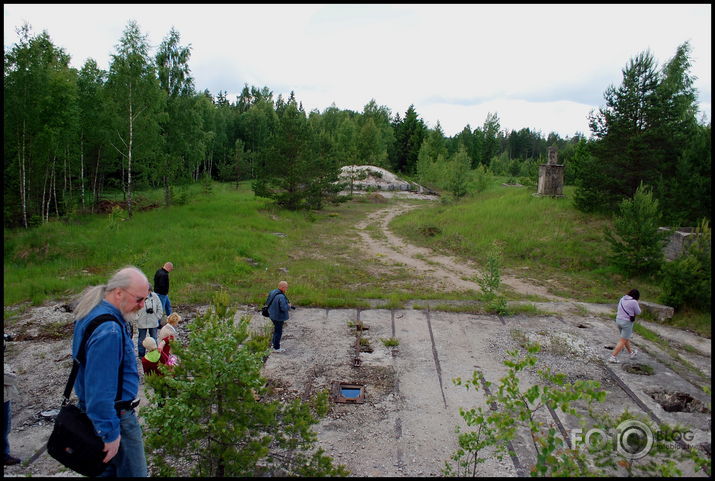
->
[446, 344, 709, 477]
[659, 219, 711, 311]
[445, 344, 606, 476]
[142, 292, 348, 477]
[475, 240, 507, 314]
[472, 163, 493, 193]
[604, 182, 668, 276]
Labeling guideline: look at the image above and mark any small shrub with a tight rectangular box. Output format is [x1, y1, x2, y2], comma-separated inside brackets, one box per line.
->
[476, 240, 507, 314]
[106, 205, 128, 230]
[605, 183, 668, 276]
[418, 225, 442, 237]
[381, 337, 399, 347]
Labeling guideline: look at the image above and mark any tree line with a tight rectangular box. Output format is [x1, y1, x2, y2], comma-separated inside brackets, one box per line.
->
[4, 21, 710, 229]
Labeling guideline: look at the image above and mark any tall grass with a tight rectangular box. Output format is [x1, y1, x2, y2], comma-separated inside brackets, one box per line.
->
[4, 183, 451, 309]
[390, 181, 661, 304]
[5, 179, 707, 340]
[5, 183, 295, 306]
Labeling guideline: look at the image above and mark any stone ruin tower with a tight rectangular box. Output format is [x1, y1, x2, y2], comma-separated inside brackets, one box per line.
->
[537, 146, 564, 197]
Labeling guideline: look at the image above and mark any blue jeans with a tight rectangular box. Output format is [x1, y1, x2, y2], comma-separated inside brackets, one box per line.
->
[99, 409, 147, 477]
[3, 401, 11, 457]
[137, 328, 158, 358]
[271, 320, 284, 349]
[157, 294, 172, 317]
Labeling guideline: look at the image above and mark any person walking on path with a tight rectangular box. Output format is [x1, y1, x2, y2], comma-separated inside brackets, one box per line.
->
[608, 288, 642, 363]
[71, 266, 150, 477]
[266, 281, 295, 353]
[154, 262, 174, 317]
[135, 285, 164, 358]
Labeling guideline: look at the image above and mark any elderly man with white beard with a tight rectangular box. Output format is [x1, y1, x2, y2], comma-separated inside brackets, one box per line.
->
[70, 266, 150, 477]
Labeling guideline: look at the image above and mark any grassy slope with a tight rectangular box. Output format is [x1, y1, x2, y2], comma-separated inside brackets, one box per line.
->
[4, 180, 709, 336]
[390, 183, 649, 302]
[4, 183, 440, 309]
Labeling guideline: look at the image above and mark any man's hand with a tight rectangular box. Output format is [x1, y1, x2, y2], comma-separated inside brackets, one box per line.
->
[103, 435, 121, 463]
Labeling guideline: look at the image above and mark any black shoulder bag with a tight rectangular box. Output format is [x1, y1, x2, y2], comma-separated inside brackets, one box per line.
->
[47, 314, 125, 477]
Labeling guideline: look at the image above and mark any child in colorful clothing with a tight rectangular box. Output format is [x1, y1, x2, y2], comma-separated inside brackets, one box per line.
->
[158, 312, 181, 366]
[141, 336, 168, 376]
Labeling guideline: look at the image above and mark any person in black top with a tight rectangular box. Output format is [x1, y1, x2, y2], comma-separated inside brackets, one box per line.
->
[153, 262, 174, 317]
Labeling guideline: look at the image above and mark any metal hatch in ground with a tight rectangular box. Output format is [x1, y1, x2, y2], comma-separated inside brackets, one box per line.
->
[331, 381, 366, 404]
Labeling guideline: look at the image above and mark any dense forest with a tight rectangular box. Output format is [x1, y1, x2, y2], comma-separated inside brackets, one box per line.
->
[4, 21, 710, 228]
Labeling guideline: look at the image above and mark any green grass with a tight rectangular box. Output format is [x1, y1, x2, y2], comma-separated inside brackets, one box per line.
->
[4, 179, 710, 344]
[390, 182, 661, 304]
[633, 323, 708, 379]
[4, 182, 456, 310]
[381, 337, 400, 347]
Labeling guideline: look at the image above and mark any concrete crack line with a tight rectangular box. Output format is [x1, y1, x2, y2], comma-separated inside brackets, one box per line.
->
[425, 307, 448, 410]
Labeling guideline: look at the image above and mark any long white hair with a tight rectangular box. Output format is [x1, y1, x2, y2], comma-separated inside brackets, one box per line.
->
[73, 266, 148, 320]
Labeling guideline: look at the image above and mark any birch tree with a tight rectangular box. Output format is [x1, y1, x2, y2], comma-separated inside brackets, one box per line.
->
[106, 20, 164, 217]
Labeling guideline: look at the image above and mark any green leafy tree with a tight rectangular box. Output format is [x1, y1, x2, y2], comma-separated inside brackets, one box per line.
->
[447, 145, 471, 199]
[659, 219, 711, 311]
[156, 27, 204, 205]
[480, 112, 501, 166]
[105, 20, 165, 217]
[143, 293, 348, 477]
[475, 240, 507, 314]
[604, 183, 668, 276]
[358, 99, 393, 167]
[253, 95, 343, 210]
[77, 58, 112, 211]
[577, 43, 703, 220]
[4, 24, 79, 227]
[668, 123, 711, 224]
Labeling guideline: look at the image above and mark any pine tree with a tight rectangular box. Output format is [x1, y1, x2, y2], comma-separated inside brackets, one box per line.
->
[604, 183, 668, 276]
[143, 294, 348, 476]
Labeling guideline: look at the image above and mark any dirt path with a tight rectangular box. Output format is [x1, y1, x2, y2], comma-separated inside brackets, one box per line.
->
[4, 196, 710, 478]
[355, 201, 568, 301]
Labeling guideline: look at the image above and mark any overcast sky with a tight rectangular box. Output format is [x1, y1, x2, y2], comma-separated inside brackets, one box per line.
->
[4, 4, 712, 138]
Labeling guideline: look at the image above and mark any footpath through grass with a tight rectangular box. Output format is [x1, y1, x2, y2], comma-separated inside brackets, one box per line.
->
[4, 182, 449, 310]
[390, 182, 654, 303]
[4, 180, 709, 338]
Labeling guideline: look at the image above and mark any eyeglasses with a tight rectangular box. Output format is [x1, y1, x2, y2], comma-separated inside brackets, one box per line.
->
[123, 288, 147, 304]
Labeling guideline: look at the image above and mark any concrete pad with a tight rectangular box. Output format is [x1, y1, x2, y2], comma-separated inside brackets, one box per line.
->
[253, 307, 711, 477]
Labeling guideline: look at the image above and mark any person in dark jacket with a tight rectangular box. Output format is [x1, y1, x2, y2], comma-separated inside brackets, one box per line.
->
[153, 262, 173, 317]
[266, 281, 295, 353]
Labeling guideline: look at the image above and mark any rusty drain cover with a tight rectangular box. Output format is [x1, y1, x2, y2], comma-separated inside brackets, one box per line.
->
[331, 381, 366, 404]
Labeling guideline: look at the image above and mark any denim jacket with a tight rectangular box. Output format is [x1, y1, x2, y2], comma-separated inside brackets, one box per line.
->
[72, 300, 139, 443]
[266, 288, 290, 321]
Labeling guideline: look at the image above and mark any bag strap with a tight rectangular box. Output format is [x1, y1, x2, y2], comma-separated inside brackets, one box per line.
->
[265, 290, 281, 308]
[618, 298, 633, 318]
[62, 313, 125, 405]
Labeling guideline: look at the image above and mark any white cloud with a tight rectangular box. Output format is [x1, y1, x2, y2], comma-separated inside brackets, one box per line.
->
[4, 3, 711, 138]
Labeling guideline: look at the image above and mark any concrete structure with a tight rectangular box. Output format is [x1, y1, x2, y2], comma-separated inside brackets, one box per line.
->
[659, 227, 703, 261]
[536, 147, 564, 197]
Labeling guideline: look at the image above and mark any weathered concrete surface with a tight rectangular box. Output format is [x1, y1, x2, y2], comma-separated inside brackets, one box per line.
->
[253, 306, 711, 477]
[640, 300, 676, 321]
[3, 302, 710, 477]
